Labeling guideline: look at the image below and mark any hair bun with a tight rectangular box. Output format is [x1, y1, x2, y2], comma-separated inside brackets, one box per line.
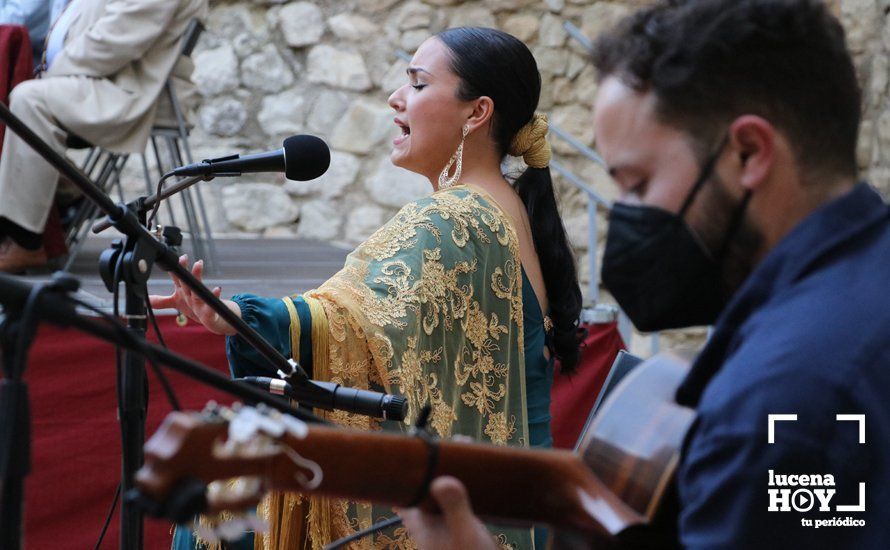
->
[508, 112, 551, 168]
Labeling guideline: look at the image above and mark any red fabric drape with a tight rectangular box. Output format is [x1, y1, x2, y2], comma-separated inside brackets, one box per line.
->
[0, 24, 33, 153]
[550, 321, 625, 449]
[22, 315, 234, 548]
[0, 24, 66, 258]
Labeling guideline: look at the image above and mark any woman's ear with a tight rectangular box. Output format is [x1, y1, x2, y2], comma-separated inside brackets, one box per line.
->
[466, 96, 495, 134]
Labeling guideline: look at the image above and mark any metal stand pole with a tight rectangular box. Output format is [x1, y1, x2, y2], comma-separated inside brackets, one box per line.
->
[0, 277, 77, 550]
[0, 319, 29, 550]
[116, 244, 148, 550]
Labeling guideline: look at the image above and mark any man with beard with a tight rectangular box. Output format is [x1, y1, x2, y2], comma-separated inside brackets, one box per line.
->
[398, 1, 890, 548]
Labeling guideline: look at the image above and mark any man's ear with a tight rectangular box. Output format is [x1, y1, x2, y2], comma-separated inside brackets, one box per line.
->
[465, 96, 495, 134]
[728, 115, 776, 192]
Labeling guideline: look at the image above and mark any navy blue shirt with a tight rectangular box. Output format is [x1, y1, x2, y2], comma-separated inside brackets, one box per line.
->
[675, 183, 890, 549]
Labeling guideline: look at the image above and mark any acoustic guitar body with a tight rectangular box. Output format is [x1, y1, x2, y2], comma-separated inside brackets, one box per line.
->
[551, 351, 694, 548]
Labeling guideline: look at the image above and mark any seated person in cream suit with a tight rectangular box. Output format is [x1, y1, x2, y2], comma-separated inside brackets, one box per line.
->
[0, 0, 208, 272]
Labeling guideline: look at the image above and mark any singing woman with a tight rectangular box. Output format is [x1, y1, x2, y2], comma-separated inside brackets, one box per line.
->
[153, 27, 582, 549]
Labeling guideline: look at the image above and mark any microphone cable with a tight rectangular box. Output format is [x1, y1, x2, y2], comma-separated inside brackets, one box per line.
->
[144, 283, 181, 411]
[323, 516, 402, 550]
[146, 171, 174, 229]
[87, 259, 183, 549]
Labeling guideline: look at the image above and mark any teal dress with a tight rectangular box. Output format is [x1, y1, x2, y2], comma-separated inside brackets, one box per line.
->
[521, 269, 554, 450]
[172, 269, 553, 549]
[521, 269, 554, 549]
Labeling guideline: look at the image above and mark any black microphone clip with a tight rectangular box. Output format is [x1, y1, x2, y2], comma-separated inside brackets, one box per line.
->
[237, 376, 408, 422]
[195, 154, 241, 177]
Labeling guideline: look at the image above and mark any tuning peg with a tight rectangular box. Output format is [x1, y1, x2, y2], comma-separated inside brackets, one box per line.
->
[127, 478, 208, 523]
[124, 488, 165, 518]
[193, 514, 267, 545]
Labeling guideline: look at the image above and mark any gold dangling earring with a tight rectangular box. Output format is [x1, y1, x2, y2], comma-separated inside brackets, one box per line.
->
[438, 124, 469, 190]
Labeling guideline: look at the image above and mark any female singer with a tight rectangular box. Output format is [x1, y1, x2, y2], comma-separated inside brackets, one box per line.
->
[153, 27, 582, 549]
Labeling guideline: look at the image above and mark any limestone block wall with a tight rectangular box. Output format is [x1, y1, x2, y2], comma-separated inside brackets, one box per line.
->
[116, 0, 890, 353]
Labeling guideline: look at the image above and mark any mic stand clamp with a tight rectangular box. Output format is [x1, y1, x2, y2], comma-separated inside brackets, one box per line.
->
[91, 174, 214, 236]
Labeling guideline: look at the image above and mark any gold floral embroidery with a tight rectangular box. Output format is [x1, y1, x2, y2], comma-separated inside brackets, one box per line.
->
[372, 519, 419, 549]
[484, 412, 517, 445]
[297, 187, 532, 549]
[461, 375, 507, 415]
[361, 202, 441, 261]
[492, 259, 524, 335]
[427, 374, 458, 437]
[389, 337, 456, 436]
[417, 248, 475, 335]
[494, 534, 518, 550]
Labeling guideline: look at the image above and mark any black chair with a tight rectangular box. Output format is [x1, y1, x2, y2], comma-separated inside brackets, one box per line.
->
[61, 19, 216, 272]
[140, 19, 217, 273]
[60, 134, 129, 271]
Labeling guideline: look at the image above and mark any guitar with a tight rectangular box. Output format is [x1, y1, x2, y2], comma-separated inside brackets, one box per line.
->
[134, 351, 695, 546]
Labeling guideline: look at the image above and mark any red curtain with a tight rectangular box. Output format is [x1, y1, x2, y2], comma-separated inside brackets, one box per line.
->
[22, 315, 233, 548]
[0, 24, 33, 153]
[550, 321, 625, 449]
[0, 24, 66, 258]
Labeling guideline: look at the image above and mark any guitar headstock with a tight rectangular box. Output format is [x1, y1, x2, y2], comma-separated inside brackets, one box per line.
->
[134, 402, 320, 526]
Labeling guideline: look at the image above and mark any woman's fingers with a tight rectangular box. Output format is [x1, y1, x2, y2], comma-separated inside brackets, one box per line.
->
[151, 255, 189, 309]
[148, 293, 177, 309]
[152, 254, 229, 333]
[193, 286, 219, 319]
[160, 255, 200, 321]
[169, 276, 196, 318]
[186, 285, 229, 334]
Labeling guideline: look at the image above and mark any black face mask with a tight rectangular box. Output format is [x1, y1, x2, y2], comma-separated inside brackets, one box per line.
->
[601, 140, 751, 332]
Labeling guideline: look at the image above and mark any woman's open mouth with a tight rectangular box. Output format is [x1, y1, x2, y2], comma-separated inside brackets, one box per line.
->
[393, 119, 410, 146]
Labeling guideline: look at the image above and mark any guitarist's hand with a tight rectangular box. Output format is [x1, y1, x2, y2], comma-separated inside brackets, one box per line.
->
[397, 476, 498, 550]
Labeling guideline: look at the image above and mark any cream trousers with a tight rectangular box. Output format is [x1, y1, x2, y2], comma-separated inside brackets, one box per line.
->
[0, 78, 70, 234]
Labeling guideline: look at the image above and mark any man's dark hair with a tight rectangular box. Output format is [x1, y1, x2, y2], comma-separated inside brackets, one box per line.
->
[592, 0, 862, 179]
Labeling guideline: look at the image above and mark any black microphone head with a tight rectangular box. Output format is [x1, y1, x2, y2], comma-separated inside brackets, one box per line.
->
[283, 135, 330, 181]
[384, 395, 409, 422]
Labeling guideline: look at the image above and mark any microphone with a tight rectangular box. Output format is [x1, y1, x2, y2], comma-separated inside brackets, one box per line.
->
[170, 134, 330, 181]
[238, 376, 409, 421]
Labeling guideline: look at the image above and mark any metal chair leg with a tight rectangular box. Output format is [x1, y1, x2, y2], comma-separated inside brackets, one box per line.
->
[63, 152, 124, 271]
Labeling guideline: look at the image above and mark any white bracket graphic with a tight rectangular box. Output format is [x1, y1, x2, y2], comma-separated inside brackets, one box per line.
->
[836, 482, 866, 512]
[836, 414, 866, 444]
[768, 414, 798, 444]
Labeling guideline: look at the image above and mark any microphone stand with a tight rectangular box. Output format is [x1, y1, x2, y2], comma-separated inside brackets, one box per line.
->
[0, 282, 45, 550]
[0, 273, 321, 421]
[91, 173, 212, 235]
[0, 103, 393, 550]
[0, 272, 324, 550]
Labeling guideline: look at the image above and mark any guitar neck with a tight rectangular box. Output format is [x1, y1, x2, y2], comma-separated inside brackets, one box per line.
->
[138, 352, 694, 542]
[144, 416, 644, 537]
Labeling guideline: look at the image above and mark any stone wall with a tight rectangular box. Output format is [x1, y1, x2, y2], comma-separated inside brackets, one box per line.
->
[117, 0, 890, 354]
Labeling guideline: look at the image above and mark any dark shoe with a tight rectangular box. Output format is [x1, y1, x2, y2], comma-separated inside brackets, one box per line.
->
[0, 239, 48, 273]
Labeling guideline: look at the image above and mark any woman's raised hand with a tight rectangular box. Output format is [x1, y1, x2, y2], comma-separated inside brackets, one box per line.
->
[148, 254, 241, 335]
